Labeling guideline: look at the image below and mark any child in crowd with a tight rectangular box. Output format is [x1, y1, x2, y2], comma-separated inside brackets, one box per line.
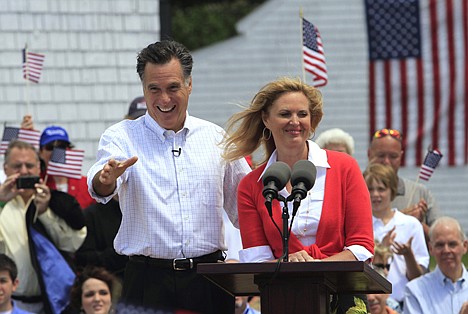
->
[0, 254, 34, 314]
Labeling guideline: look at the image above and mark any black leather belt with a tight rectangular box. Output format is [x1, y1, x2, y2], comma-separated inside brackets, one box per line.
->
[129, 250, 224, 270]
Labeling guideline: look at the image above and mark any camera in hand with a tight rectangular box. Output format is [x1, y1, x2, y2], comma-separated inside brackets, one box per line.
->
[16, 175, 40, 189]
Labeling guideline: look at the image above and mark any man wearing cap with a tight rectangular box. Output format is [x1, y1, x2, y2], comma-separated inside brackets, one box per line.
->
[125, 96, 147, 120]
[39, 126, 95, 209]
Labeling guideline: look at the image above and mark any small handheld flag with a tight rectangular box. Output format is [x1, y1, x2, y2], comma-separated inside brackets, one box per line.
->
[418, 148, 443, 181]
[0, 126, 41, 155]
[46, 147, 84, 179]
[22, 48, 45, 83]
[302, 17, 328, 87]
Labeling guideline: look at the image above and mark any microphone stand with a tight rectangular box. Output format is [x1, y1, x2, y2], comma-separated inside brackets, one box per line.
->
[282, 194, 304, 262]
[278, 195, 290, 262]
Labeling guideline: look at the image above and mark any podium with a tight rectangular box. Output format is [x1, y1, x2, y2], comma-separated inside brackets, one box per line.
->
[198, 261, 391, 314]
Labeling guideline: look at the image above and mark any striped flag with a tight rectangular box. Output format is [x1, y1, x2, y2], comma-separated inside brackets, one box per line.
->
[302, 18, 328, 87]
[419, 148, 443, 181]
[0, 127, 41, 155]
[22, 48, 45, 83]
[46, 147, 84, 179]
[365, 0, 468, 166]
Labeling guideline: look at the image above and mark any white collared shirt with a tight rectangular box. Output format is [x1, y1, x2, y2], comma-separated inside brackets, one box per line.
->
[88, 113, 251, 259]
[373, 209, 430, 302]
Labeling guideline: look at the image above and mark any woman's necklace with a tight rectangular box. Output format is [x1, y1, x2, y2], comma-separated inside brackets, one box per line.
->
[302, 191, 312, 234]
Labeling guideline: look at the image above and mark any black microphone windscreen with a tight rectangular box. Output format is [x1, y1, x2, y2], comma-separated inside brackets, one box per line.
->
[291, 160, 317, 191]
[262, 161, 291, 190]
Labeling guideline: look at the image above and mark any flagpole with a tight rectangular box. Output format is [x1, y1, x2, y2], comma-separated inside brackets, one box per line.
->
[24, 43, 31, 115]
[405, 177, 419, 209]
[300, 8, 306, 83]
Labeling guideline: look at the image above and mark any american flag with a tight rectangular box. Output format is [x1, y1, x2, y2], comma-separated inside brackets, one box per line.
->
[22, 48, 45, 83]
[302, 18, 328, 87]
[419, 148, 443, 181]
[365, 0, 468, 166]
[0, 127, 41, 155]
[46, 147, 84, 180]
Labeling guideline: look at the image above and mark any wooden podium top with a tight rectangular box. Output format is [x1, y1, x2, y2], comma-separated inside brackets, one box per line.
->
[198, 261, 391, 296]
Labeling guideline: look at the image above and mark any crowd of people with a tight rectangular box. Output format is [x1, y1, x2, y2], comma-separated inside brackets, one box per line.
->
[0, 39, 467, 314]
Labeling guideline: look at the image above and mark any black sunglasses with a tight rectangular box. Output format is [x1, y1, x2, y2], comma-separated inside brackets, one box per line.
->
[373, 263, 391, 271]
[43, 141, 69, 151]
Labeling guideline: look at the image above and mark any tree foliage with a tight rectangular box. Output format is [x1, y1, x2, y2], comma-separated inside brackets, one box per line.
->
[171, 0, 265, 51]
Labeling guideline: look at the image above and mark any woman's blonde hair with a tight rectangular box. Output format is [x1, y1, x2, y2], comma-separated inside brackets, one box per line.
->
[222, 77, 323, 163]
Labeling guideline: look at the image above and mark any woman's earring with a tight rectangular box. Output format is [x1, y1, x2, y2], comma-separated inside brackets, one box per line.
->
[262, 127, 272, 141]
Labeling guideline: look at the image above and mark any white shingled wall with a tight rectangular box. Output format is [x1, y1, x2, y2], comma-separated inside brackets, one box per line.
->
[0, 0, 160, 171]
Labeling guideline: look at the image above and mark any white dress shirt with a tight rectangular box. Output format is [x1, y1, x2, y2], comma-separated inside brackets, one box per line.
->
[373, 209, 430, 302]
[88, 113, 251, 259]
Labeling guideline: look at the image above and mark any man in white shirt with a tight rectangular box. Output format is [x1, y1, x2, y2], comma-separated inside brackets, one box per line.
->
[88, 40, 250, 314]
[404, 217, 468, 314]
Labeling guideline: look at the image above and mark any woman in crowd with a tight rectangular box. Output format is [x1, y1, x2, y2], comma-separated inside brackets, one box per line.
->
[363, 163, 429, 308]
[68, 266, 117, 314]
[315, 127, 355, 155]
[19, 115, 95, 209]
[39, 125, 95, 209]
[222, 77, 374, 313]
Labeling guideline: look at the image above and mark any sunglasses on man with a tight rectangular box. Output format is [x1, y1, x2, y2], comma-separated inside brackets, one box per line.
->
[373, 128, 402, 141]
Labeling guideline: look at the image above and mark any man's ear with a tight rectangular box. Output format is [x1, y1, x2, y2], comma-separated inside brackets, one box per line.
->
[12, 278, 19, 292]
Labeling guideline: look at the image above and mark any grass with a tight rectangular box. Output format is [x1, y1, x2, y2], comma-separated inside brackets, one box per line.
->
[428, 254, 468, 271]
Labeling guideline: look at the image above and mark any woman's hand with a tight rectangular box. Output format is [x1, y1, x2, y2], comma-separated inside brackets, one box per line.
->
[288, 250, 315, 262]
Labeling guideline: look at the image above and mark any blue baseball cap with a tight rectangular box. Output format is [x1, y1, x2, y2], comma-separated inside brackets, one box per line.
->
[40, 126, 70, 146]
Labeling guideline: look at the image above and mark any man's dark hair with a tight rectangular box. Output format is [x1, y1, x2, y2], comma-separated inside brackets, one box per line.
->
[0, 254, 18, 281]
[136, 40, 193, 82]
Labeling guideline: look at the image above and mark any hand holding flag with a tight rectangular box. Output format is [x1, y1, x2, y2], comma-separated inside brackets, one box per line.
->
[46, 147, 84, 179]
[418, 148, 443, 181]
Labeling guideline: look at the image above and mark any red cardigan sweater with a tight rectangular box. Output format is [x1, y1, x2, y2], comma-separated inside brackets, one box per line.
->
[238, 151, 374, 259]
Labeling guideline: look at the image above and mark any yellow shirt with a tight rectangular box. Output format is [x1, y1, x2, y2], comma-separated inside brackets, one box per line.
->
[0, 195, 86, 296]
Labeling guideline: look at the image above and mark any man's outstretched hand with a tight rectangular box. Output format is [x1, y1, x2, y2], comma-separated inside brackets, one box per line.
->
[93, 156, 138, 196]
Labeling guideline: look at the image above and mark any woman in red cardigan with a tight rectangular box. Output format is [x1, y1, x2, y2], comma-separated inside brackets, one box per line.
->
[222, 77, 374, 313]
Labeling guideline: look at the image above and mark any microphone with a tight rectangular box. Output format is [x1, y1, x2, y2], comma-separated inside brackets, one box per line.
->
[262, 161, 291, 216]
[288, 160, 317, 216]
[172, 147, 182, 157]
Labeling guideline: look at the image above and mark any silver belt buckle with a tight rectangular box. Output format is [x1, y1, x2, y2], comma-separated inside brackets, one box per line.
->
[173, 258, 193, 270]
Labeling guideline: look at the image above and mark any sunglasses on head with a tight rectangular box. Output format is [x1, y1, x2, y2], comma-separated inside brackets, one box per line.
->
[44, 141, 69, 151]
[373, 263, 391, 271]
[373, 128, 402, 141]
